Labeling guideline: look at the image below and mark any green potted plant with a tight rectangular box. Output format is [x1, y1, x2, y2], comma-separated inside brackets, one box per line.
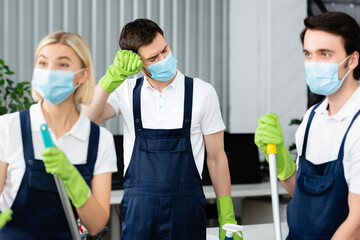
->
[288, 118, 302, 159]
[0, 59, 35, 115]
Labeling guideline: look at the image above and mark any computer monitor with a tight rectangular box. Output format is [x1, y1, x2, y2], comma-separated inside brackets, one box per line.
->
[201, 132, 262, 185]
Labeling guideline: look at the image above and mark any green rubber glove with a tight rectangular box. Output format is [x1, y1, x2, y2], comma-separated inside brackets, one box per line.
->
[42, 147, 90, 208]
[0, 209, 12, 229]
[217, 196, 243, 240]
[99, 50, 143, 93]
[254, 112, 296, 180]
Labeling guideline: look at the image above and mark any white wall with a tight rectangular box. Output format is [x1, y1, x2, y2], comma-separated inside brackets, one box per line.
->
[229, 0, 307, 155]
[0, 0, 228, 134]
[1, 0, 308, 146]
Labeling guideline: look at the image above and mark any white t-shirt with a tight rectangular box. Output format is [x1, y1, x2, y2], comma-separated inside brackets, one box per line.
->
[0, 102, 117, 210]
[107, 70, 226, 176]
[295, 86, 360, 195]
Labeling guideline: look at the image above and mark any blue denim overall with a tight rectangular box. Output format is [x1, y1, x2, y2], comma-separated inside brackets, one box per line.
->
[286, 103, 359, 239]
[0, 109, 99, 240]
[120, 77, 206, 240]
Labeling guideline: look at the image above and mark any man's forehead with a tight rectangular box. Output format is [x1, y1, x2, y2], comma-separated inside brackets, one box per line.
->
[138, 33, 167, 58]
[142, 44, 167, 59]
[304, 29, 344, 52]
[303, 48, 335, 53]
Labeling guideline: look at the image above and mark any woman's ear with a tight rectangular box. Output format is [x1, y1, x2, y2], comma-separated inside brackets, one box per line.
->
[76, 68, 90, 85]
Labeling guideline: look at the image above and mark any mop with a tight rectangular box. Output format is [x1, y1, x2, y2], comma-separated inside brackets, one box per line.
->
[267, 142, 282, 240]
[40, 124, 81, 240]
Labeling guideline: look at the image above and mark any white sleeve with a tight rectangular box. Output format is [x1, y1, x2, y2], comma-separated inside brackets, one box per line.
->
[347, 130, 360, 195]
[107, 77, 136, 117]
[107, 89, 121, 117]
[93, 127, 118, 175]
[200, 84, 226, 135]
[0, 116, 6, 162]
[0, 113, 17, 163]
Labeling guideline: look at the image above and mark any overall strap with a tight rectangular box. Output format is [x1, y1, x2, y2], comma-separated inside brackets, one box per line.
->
[86, 122, 100, 173]
[133, 77, 144, 132]
[19, 109, 35, 161]
[337, 108, 360, 160]
[301, 102, 322, 157]
[182, 76, 193, 130]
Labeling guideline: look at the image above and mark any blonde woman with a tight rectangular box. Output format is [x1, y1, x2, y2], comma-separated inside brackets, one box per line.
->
[0, 31, 117, 239]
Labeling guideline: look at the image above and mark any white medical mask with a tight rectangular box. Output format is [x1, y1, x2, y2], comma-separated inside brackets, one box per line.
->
[32, 68, 83, 105]
[305, 56, 351, 96]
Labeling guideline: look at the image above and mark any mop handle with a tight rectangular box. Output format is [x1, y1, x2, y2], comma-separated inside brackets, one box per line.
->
[267, 142, 282, 240]
[40, 124, 81, 240]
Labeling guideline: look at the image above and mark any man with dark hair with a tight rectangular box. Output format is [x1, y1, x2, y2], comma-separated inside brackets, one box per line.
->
[84, 18, 240, 240]
[255, 12, 360, 239]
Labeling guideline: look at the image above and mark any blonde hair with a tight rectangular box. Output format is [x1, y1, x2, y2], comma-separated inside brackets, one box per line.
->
[32, 31, 95, 105]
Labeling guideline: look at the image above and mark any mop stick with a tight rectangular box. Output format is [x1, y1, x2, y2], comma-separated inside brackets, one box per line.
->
[40, 124, 81, 240]
[267, 143, 282, 240]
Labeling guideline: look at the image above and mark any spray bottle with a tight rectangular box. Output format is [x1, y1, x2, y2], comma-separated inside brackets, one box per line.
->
[222, 223, 244, 240]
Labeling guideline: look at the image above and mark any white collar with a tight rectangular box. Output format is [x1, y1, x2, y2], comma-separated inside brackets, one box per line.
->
[30, 101, 89, 141]
[316, 86, 360, 121]
[143, 70, 183, 91]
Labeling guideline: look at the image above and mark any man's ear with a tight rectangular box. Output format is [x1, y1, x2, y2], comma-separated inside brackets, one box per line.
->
[141, 66, 151, 78]
[349, 51, 359, 70]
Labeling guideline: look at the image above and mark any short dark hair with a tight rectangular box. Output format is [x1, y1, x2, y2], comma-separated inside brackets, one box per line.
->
[119, 18, 164, 54]
[300, 12, 360, 79]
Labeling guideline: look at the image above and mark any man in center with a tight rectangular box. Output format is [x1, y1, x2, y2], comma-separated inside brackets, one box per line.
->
[84, 18, 239, 240]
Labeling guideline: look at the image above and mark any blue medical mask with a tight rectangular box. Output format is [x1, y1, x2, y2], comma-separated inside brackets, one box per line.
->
[145, 51, 177, 81]
[305, 56, 351, 96]
[32, 68, 84, 105]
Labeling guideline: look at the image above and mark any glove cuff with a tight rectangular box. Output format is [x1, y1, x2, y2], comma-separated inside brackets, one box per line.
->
[216, 196, 233, 207]
[217, 196, 235, 223]
[64, 171, 91, 208]
[98, 68, 126, 93]
[277, 148, 296, 180]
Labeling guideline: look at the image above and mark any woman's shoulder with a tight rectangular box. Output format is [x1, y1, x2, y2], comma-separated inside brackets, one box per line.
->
[0, 112, 21, 146]
[0, 111, 20, 128]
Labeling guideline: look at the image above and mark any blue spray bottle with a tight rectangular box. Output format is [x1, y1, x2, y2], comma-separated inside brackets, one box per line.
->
[222, 223, 244, 240]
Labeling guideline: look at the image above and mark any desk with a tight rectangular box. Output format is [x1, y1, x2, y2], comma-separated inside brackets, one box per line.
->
[110, 181, 289, 204]
[106, 182, 289, 239]
[206, 222, 289, 240]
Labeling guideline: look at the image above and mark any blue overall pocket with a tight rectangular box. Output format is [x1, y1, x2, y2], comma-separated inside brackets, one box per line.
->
[287, 172, 336, 236]
[138, 137, 188, 183]
[139, 137, 188, 153]
[297, 173, 335, 195]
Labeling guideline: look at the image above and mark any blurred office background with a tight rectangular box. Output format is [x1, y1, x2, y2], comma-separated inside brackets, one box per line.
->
[1, 0, 360, 172]
[0, 0, 307, 145]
